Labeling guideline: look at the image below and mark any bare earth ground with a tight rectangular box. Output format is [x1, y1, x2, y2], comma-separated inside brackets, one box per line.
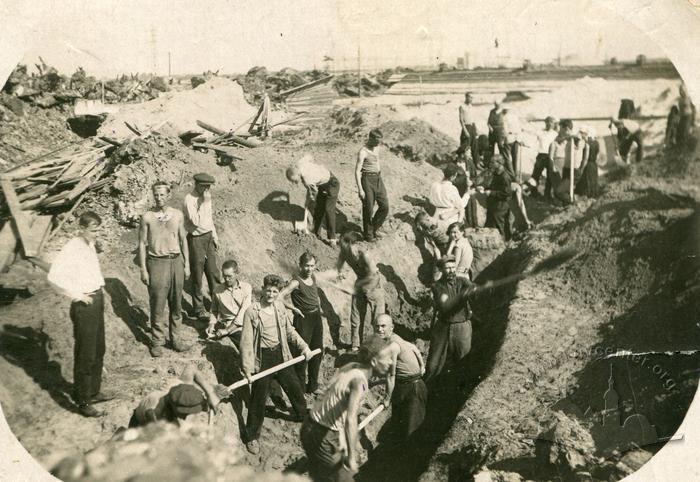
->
[0, 97, 699, 481]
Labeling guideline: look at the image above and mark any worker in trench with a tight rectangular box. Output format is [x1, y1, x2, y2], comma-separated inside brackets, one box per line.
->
[301, 335, 394, 482]
[373, 314, 427, 441]
[239, 274, 315, 455]
[356, 128, 389, 242]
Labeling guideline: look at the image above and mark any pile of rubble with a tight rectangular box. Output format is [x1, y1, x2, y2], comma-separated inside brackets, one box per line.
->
[2, 60, 170, 109]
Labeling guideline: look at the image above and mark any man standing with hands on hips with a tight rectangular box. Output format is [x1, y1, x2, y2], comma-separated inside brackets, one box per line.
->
[356, 128, 389, 242]
[139, 181, 191, 357]
[48, 211, 115, 417]
[183, 173, 222, 321]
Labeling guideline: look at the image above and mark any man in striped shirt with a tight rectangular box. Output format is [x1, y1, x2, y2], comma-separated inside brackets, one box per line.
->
[356, 129, 389, 242]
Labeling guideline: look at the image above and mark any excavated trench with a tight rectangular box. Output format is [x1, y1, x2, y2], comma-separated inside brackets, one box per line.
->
[357, 184, 700, 482]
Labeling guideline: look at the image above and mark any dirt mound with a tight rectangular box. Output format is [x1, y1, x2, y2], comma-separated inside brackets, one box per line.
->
[50, 421, 303, 482]
[98, 77, 257, 139]
[328, 106, 457, 164]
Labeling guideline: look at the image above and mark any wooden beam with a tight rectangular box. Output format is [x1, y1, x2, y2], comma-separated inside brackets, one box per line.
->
[23, 215, 53, 258]
[1, 176, 35, 256]
[0, 222, 18, 272]
[279, 75, 334, 98]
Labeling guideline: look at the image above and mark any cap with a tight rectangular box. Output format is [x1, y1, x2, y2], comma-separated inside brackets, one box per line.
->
[368, 128, 383, 140]
[193, 173, 215, 185]
[168, 384, 205, 416]
[438, 254, 456, 269]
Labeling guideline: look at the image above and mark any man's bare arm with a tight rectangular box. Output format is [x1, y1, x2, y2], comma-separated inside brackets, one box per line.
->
[355, 150, 365, 199]
[344, 378, 364, 471]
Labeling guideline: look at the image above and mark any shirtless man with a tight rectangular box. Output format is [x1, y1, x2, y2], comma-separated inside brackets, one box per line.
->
[138, 181, 191, 357]
[300, 335, 393, 481]
[336, 232, 385, 351]
[374, 314, 426, 440]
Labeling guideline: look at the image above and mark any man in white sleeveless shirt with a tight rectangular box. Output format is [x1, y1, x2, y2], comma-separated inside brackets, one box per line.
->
[301, 335, 393, 481]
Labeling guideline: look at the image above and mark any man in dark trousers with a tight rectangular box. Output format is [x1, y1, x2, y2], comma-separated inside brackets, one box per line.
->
[374, 314, 427, 440]
[458, 91, 478, 161]
[48, 211, 114, 417]
[240, 274, 314, 454]
[279, 251, 325, 394]
[425, 255, 475, 384]
[487, 101, 510, 166]
[183, 173, 222, 320]
[139, 181, 191, 357]
[356, 128, 389, 242]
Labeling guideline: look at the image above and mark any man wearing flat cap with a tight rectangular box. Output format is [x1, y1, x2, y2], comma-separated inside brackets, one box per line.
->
[183, 173, 222, 320]
[355, 128, 390, 242]
[425, 255, 475, 382]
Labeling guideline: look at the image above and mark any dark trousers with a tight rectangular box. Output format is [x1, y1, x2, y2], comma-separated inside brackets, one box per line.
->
[488, 132, 511, 166]
[531, 153, 560, 197]
[458, 124, 478, 160]
[360, 173, 389, 239]
[70, 290, 105, 404]
[508, 142, 519, 176]
[391, 377, 428, 439]
[246, 346, 307, 441]
[313, 176, 340, 240]
[187, 232, 221, 316]
[619, 131, 644, 163]
[301, 418, 355, 482]
[147, 255, 184, 347]
[486, 200, 511, 240]
[425, 320, 472, 382]
[293, 310, 324, 393]
[350, 286, 385, 348]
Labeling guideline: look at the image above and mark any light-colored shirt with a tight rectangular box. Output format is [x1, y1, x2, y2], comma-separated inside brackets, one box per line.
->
[449, 237, 474, 277]
[620, 119, 641, 134]
[47, 236, 104, 300]
[459, 104, 475, 126]
[298, 157, 331, 187]
[210, 281, 252, 329]
[143, 207, 183, 257]
[537, 129, 559, 155]
[359, 146, 381, 173]
[183, 192, 216, 237]
[259, 307, 280, 348]
[311, 364, 368, 431]
[429, 180, 467, 226]
[503, 112, 522, 144]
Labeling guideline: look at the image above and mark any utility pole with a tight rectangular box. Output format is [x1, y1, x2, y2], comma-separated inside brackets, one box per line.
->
[357, 45, 362, 98]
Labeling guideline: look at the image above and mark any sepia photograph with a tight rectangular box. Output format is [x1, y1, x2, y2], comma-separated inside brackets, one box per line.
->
[1, 1, 699, 481]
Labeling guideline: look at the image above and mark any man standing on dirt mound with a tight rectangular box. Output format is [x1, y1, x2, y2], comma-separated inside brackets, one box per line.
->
[374, 314, 427, 440]
[356, 128, 389, 242]
[336, 231, 385, 352]
[47, 211, 115, 417]
[139, 181, 191, 357]
[425, 255, 475, 385]
[183, 173, 222, 321]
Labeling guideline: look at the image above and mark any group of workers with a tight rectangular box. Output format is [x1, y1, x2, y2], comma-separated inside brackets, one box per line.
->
[46, 87, 666, 480]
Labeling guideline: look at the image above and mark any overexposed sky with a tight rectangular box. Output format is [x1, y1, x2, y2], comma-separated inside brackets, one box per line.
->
[5, 0, 668, 77]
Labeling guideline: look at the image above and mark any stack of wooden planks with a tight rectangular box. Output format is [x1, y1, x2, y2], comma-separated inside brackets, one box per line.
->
[0, 138, 115, 270]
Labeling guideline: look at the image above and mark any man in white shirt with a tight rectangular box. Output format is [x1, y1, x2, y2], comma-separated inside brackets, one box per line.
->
[206, 259, 252, 347]
[183, 173, 222, 320]
[458, 92, 478, 161]
[47, 211, 114, 417]
[286, 154, 341, 246]
[526, 116, 559, 198]
[502, 108, 522, 176]
[429, 164, 469, 230]
[612, 118, 644, 164]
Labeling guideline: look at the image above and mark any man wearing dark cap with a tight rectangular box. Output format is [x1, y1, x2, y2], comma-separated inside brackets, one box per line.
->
[183, 173, 222, 320]
[129, 364, 221, 427]
[425, 255, 475, 382]
[356, 128, 389, 242]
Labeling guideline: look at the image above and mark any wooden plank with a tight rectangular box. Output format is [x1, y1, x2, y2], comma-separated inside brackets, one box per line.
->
[23, 215, 53, 257]
[279, 75, 334, 98]
[196, 120, 226, 135]
[0, 176, 35, 257]
[0, 222, 18, 272]
[191, 142, 244, 159]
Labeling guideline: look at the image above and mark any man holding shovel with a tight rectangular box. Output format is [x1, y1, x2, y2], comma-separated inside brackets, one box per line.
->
[240, 274, 315, 454]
